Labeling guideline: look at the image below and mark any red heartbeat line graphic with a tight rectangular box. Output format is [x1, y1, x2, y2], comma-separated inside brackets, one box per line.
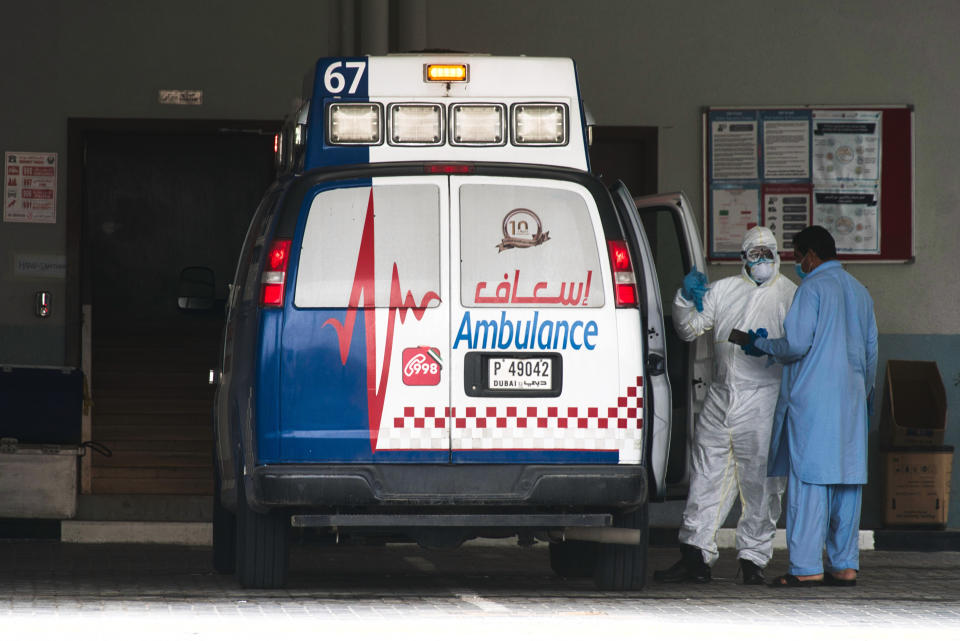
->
[322, 188, 441, 450]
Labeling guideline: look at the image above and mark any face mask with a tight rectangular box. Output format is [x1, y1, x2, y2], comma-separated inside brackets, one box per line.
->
[794, 251, 809, 279]
[750, 260, 775, 284]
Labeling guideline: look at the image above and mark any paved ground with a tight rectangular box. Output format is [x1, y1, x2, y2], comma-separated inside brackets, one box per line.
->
[1, 538, 958, 640]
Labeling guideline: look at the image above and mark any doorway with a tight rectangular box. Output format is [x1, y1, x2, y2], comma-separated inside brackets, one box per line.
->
[588, 126, 658, 197]
[67, 119, 278, 494]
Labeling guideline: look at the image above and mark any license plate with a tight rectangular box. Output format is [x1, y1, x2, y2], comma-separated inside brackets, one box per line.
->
[488, 357, 552, 391]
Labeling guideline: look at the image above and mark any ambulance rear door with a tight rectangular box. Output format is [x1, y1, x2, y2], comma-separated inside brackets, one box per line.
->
[610, 182, 671, 498]
[631, 192, 710, 494]
[278, 176, 451, 463]
[449, 175, 644, 465]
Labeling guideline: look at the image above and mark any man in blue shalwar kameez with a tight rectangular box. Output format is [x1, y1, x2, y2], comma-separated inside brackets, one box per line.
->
[743, 225, 878, 587]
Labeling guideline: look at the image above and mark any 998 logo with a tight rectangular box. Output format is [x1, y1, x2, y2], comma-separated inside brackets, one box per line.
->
[402, 346, 442, 386]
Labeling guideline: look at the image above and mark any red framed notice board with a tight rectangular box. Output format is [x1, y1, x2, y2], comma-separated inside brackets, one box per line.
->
[703, 106, 913, 262]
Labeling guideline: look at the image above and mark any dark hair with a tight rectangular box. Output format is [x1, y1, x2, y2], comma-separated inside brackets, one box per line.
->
[793, 225, 837, 260]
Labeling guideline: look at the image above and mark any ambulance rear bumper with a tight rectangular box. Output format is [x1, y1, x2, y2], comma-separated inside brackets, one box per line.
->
[250, 463, 646, 510]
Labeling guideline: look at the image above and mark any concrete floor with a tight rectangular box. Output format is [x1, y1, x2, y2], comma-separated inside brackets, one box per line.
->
[0, 537, 958, 640]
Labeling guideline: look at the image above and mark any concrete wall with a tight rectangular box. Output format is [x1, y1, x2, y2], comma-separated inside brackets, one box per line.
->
[1, 0, 957, 525]
[0, 0, 343, 364]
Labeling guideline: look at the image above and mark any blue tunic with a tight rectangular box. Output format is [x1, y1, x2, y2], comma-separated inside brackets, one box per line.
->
[754, 261, 878, 485]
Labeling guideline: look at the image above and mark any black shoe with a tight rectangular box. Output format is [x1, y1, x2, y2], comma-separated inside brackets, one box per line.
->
[653, 544, 711, 583]
[739, 559, 766, 585]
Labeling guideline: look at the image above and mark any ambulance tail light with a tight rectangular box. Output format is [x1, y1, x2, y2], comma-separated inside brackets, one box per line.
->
[608, 240, 638, 307]
[425, 64, 468, 82]
[390, 104, 443, 144]
[261, 239, 292, 308]
[451, 104, 505, 145]
[513, 103, 567, 145]
[328, 103, 383, 145]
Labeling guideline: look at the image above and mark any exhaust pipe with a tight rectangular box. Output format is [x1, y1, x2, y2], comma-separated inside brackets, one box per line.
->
[551, 526, 643, 546]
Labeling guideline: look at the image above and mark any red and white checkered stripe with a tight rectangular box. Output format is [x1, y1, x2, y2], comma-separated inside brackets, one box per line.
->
[376, 376, 643, 458]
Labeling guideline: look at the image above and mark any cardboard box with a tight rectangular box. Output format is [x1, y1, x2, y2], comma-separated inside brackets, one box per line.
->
[883, 448, 953, 527]
[879, 360, 947, 448]
[0, 440, 81, 519]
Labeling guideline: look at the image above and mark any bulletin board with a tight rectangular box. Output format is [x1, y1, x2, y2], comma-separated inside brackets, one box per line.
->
[702, 106, 913, 262]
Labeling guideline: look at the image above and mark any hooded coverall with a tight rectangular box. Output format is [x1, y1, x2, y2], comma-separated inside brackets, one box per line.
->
[674, 227, 796, 567]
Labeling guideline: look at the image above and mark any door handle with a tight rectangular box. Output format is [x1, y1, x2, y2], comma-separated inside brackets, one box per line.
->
[646, 353, 665, 376]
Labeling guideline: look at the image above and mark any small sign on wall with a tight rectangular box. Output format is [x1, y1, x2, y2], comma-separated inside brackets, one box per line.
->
[158, 89, 203, 105]
[4, 152, 57, 224]
[14, 254, 66, 279]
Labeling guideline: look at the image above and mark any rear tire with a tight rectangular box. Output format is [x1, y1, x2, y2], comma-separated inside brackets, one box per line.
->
[593, 503, 648, 590]
[212, 463, 236, 574]
[549, 540, 598, 578]
[235, 474, 289, 589]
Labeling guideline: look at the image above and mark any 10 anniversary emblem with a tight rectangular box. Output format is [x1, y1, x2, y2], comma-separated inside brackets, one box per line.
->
[496, 208, 550, 252]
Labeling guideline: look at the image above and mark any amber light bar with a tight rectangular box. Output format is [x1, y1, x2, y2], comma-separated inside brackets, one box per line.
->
[425, 64, 468, 82]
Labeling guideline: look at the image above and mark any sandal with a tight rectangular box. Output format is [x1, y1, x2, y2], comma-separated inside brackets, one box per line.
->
[768, 573, 823, 587]
[823, 573, 857, 587]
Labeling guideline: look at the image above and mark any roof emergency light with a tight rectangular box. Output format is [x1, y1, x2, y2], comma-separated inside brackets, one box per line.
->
[390, 104, 443, 145]
[513, 103, 567, 145]
[425, 64, 468, 82]
[328, 103, 383, 145]
[451, 104, 505, 145]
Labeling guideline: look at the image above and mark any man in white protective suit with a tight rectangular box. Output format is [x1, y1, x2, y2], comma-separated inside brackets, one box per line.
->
[653, 226, 797, 585]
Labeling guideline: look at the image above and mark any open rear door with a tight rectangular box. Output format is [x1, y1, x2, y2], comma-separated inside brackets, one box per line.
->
[630, 192, 710, 495]
[610, 182, 670, 498]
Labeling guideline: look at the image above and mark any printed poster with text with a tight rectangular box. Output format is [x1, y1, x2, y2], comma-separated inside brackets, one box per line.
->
[812, 187, 880, 254]
[811, 111, 882, 255]
[761, 111, 811, 181]
[762, 184, 812, 254]
[708, 111, 761, 258]
[812, 111, 881, 183]
[710, 111, 759, 181]
[711, 186, 760, 256]
[4, 151, 58, 224]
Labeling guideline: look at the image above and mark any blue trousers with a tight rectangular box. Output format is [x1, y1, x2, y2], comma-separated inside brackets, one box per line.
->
[786, 465, 863, 576]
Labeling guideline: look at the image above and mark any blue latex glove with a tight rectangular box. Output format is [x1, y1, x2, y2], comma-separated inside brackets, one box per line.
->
[741, 327, 768, 357]
[681, 268, 709, 312]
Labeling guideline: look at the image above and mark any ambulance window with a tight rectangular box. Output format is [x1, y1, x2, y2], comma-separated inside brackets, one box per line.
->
[294, 185, 441, 308]
[637, 208, 687, 310]
[459, 183, 604, 308]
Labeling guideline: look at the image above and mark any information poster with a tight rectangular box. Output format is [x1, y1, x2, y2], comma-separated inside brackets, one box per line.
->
[812, 111, 881, 182]
[4, 151, 58, 224]
[711, 187, 760, 254]
[710, 112, 758, 181]
[762, 111, 810, 180]
[762, 185, 812, 253]
[812, 187, 880, 254]
[706, 108, 886, 259]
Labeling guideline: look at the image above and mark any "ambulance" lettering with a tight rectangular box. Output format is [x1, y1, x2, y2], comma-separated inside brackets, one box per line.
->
[452, 311, 598, 351]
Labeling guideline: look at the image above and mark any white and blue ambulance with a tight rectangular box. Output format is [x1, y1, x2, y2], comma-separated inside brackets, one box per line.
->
[207, 55, 709, 590]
